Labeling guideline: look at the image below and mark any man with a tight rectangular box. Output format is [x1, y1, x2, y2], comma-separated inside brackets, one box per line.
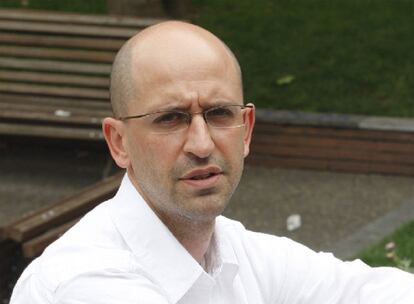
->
[10, 21, 414, 303]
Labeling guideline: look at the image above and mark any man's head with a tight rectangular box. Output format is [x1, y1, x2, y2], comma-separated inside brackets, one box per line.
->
[110, 21, 244, 119]
[103, 21, 255, 227]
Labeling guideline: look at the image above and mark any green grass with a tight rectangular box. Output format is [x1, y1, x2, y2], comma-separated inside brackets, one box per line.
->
[0, 0, 106, 14]
[2, 0, 414, 117]
[358, 220, 414, 270]
[192, 0, 414, 117]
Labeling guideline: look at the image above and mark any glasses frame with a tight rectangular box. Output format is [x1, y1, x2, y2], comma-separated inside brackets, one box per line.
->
[117, 104, 253, 133]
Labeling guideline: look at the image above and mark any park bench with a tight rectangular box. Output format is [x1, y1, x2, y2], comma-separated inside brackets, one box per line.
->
[250, 110, 414, 176]
[0, 8, 164, 140]
[0, 171, 124, 301]
[0, 170, 124, 259]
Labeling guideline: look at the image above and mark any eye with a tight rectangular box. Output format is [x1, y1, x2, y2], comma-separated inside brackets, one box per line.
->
[152, 111, 187, 125]
[207, 106, 235, 118]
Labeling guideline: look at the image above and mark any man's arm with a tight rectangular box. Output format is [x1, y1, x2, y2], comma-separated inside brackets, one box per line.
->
[278, 242, 414, 303]
[242, 230, 414, 303]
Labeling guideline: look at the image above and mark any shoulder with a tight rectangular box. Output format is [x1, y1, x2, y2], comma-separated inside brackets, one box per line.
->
[215, 216, 336, 299]
[216, 215, 310, 259]
[53, 270, 169, 304]
[217, 216, 360, 278]
[11, 198, 172, 304]
[12, 199, 140, 301]
[216, 217, 414, 302]
[11, 266, 169, 304]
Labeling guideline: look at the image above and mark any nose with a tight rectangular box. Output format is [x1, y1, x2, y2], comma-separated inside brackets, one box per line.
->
[182, 114, 215, 159]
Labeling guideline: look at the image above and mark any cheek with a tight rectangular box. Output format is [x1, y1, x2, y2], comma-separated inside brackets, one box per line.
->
[214, 129, 245, 156]
[131, 135, 183, 170]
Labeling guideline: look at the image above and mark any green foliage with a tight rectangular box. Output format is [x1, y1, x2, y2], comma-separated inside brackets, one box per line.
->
[358, 221, 414, 270]
[0, 0, 106, 14]
[192, 0, 414, 117]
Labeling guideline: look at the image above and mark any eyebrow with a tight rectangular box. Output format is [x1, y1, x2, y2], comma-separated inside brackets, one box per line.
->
[149, 100, 238, 113]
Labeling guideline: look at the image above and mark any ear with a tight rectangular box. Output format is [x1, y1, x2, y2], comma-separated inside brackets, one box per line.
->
[102, 117, 131, 169]
[243, 103, 255, 157]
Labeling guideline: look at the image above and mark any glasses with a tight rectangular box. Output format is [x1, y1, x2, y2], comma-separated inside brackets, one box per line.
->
[118, 104, 253, 134]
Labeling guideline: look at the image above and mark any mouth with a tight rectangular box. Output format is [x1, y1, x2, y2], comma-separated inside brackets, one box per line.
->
[189, 172, 218, 180]
[179, 166, 223, 188]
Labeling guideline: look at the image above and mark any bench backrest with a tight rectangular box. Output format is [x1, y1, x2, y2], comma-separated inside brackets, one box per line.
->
[0, 9, 163, 140]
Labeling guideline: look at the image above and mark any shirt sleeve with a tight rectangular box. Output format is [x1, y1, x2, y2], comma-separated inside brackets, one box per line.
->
[273, 236, 414, 303]
[242, 230, 414, 303]
[53, 270, 170, 304]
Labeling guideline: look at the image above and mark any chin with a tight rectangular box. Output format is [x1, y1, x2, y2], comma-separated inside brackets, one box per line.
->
[184, 194, 229, 221]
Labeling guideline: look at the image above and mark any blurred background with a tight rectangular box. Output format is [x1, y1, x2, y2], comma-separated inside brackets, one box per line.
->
[1, 0, 414, 301]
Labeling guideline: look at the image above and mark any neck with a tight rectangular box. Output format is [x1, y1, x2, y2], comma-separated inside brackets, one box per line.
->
[127, 170, 216, 264]
[165, 216, 216, 264]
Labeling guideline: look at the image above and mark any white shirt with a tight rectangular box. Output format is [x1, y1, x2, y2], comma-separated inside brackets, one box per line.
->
[10, 174, 414, 303]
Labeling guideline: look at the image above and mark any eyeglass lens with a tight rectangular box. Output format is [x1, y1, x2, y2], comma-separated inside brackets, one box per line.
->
[148, 105, 247, 134]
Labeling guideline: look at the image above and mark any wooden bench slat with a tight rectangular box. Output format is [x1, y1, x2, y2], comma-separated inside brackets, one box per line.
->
[0, 70, 109, 88]
[0, 8, 163, 28]
[5, 172, 123, 242]
[0, 93, 111, 110]
[0, 101, 111, 117]
[0, 122, 103, 140]
[252, 133, 414, 154]
[0, 109, 103, 126]
[0, 57, 111, 75]
[0, 9, 153, 141]
[0, 82, 108, 99]
[247, 154, 414, 176]
[22, 218, 80, 259]
[0, 46, 115, 63]
[254, 123, 414, 143]
[0, 20, 138, 38]
[251, 143, 414, 165]
[0, 32, 124, 51]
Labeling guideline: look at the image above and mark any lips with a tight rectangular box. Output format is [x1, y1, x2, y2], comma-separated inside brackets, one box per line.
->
[190, 173, 216, 180]
[181, 166, 222, 180]
[179, 166, 223, 188]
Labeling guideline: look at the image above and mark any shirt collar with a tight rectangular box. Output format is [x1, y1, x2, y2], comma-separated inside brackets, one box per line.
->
[214, 217, 239, 281]
[109, 174, 239, 303]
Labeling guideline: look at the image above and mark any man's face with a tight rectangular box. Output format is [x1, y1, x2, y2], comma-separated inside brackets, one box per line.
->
[119, 37, 254, 225]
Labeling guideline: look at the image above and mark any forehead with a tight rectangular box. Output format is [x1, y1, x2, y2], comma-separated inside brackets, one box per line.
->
[128, 26, 242, 111]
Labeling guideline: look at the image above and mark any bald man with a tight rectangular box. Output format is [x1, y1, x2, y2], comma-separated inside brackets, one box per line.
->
[11, 21, 414, 304]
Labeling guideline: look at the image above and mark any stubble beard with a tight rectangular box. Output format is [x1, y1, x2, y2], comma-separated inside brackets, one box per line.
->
[134, 154, 244, 226]
[169, 156, 244, 223]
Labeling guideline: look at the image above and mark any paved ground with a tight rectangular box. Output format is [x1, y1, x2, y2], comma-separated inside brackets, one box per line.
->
[228, 165, 414, 258]
[2, 137, 414, 260]
[0, 138, 112, 226]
